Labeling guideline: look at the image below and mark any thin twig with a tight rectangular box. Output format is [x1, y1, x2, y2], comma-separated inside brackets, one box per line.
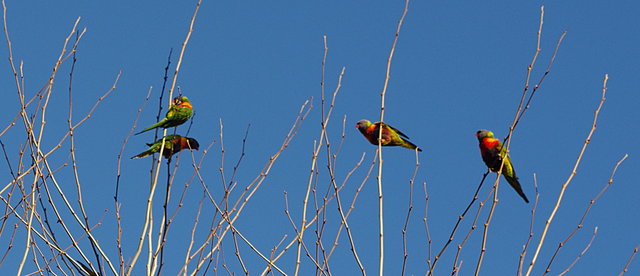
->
[451, 179, 496, 275]
[401, 151, 420, 275]
[264, 152, 370, 275]
[428, 172, 489, 275]
[525, 74, 609, 276]
[619, 244, 640, 276]
[517, 173, 540, 276]
[184, 100, 311, 276]
[542, 154, 628, 275]
[293, 46, 345, 274]
[422, 181, 432, 270]
[557, 227, 598, 276]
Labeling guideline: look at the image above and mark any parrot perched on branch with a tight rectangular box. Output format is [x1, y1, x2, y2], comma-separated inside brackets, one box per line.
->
[476, 129, 529, 203]
[131, 135, 199, 159]
[356, 120, 422, 152]
[135, 96, 193, 135]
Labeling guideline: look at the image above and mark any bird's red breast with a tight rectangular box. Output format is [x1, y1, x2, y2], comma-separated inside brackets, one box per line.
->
[479, 137, 500, 154]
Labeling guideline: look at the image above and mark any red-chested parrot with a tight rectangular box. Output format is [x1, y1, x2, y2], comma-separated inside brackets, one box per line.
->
[476, 129, 529, 203]
[131, 135, 199, 159]
[135, 96, 193, 135]
[356, 120, 422, 152]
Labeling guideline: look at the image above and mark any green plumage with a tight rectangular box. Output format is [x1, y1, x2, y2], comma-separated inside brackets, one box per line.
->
[131, 135, 199, 159]
[135, 96, 193, 135]
[476, 129, 529, 203]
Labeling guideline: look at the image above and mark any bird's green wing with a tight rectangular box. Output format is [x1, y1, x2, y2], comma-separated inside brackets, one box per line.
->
[383, 123, 411, 140]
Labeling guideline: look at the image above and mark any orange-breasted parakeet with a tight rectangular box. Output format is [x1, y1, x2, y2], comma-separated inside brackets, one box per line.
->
[476, 129, 529, 203]
[356, 120, 422, 152]
[135, 96, 193, 135]
[131, 135, 199, 159]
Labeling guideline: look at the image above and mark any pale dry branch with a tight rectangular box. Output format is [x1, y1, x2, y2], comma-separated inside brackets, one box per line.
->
[557, 227, 598, 276]
[428, 172, 489, 276]
[476, 5, 566, 274]
[619, 244, 640, 276]
[376, 2, 410, 275]
[128, 1, 202, 275]
[184, 100, 311, 275]
[262, 152, 369, 275]
[451, 179, 496, 275]
[474, 175, 500, 276]
[422, 181, 432, 269]
[325, 152, 375, 262]
[66, 36, 104, 275]
[542, 154, 628, 274]
[517, 173, 540, 276]
[525, 74, 609, 276]
[3, 12, 118, 273]
[401, 150, 420, 275]
[294, 47, 346, 274]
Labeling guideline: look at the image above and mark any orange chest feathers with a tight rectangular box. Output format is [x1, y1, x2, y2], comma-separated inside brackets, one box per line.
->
[178, 102, 192, 109]
[480, 137, 500, 151]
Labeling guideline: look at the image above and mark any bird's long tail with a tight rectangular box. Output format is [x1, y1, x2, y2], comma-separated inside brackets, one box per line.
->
[134, 119, 166, 135]
[401, 140, 423, 152]
[504, 174, 529, 203]
[134, 126, 154, 136]
[131, 150, 152, 159]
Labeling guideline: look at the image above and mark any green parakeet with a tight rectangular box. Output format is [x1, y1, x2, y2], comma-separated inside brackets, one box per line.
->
[135, 96, 193, 135]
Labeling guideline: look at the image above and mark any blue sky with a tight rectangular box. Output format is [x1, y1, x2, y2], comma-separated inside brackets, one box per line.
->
[1, 1, 639, 275]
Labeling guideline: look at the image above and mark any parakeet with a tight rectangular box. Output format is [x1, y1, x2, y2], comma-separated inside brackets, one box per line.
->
[131, 135, 199, 159]
[476, 129, 529, 203]
[356, 120, 422, 151]
[135, 96, 193, 135]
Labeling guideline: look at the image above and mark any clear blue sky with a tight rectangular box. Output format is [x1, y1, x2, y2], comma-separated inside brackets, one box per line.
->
[1, 1, 639, 275]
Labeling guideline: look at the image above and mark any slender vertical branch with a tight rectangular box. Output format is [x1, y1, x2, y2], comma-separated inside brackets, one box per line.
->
[377, 2, 409, 275]
[294, 36, 338, 276]
[67, 33, 103, 275]
[128, 1, 202, 275]
[518, 173, 540, 276]
[474, 176, 500, 276]
[401, 151, 419, 275]
[422, 181, 432, 270]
